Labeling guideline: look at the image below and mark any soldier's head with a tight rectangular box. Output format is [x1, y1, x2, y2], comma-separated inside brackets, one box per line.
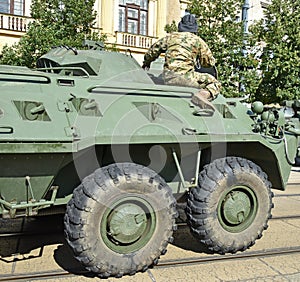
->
[178, 14, 198, 34]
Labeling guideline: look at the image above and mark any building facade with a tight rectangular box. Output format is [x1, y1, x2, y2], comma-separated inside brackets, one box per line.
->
[0, 0, 31, 49]
[0, 0, 270, 64]
[92, 0, 190, 63]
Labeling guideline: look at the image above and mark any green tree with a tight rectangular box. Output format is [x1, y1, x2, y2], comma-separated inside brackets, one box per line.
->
[250, 0, 300, 103]
[164, 20, 177, 34]
[0, 0, 106, 67]
[188, 0, 260, 98]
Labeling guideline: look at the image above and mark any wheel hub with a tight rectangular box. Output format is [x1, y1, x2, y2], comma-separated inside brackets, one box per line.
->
[218, 186, 258, 233]
[101, 196, 156, 254]
[222, 191, 251, 224]
[108, 203, 147, 244]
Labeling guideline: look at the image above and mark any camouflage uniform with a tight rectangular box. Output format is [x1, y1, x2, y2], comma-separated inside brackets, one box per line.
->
[143, 32, 221, 99]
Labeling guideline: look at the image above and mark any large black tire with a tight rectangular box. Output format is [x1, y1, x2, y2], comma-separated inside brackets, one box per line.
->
[186, 157, 273, 254]
[64, 163, 177, 278]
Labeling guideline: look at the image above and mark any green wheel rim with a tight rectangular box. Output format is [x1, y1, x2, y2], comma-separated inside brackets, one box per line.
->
[217, 185, 258, 233]
[101, 196, 156, 254]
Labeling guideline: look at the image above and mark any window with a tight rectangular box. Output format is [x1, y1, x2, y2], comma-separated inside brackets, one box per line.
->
[118, 0, 148, 35]
[0, 0, 25, 16]
[0, 0, 9, 13]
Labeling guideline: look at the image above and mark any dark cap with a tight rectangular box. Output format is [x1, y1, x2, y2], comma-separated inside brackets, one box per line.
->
[178, 14, 198, 33]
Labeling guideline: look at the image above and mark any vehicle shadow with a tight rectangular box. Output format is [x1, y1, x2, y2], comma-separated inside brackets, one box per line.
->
[0, 214, 212, 275]
[53, 243, 95, 277]
[172, 226, 214, 254]
[0, 215, 64, 259]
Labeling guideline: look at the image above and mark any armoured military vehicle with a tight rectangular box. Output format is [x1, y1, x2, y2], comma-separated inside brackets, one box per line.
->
[0, 43, 300, 278]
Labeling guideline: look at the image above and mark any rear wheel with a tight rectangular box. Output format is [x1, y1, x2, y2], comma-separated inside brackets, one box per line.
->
[186, 157, 273, 254]
[64, 163, 177, 278]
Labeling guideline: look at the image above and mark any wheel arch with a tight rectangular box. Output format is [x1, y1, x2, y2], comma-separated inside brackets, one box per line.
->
[200, 141, 289, 190]
[227, 142, 290, 190]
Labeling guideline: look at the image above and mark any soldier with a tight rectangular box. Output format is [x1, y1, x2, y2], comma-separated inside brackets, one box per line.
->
[142, 14, 221, 106]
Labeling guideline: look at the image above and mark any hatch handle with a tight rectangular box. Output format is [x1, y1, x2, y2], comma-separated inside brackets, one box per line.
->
[30, 104, 45, 115]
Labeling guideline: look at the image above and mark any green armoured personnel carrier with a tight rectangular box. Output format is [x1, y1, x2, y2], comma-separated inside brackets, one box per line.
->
[0, 43, 300, 277]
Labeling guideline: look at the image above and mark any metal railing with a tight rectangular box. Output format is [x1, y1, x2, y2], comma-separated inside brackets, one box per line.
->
[115, 32, 156, 49]
[0, 13, 32, 32]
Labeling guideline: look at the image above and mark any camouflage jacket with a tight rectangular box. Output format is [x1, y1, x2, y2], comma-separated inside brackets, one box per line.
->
[143, 32, 216, 74]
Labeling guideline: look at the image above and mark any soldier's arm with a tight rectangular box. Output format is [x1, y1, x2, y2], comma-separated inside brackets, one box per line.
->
[198, 39, 216, 68]
[143, 37, 168, 69]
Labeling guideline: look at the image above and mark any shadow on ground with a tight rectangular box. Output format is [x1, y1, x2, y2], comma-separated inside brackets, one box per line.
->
[0, 213, 211, 276]
[0, 215, 64, 259]
[172, 226, 213, 254]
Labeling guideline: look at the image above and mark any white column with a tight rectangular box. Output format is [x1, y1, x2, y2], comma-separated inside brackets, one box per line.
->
[113, 0, 119, 32]
[156, 0, 167, 38]
[24, 0, 32, 17]
[148, 0, 157, 37]
[100, 0, 115, 36]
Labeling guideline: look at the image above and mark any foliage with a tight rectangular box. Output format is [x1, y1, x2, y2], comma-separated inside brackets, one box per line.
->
[164, 20, 178, 33]
[188, 0, 300, 102]
[0, 0, 106, 68]
[250, 0, 300, 103]
[188, 0, 260, 98]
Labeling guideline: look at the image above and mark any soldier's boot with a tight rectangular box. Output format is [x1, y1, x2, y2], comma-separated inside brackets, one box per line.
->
[191, 89, 214, 109]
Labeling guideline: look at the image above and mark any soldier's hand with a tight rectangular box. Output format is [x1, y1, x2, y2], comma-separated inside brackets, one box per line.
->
[142, 62, 150, 70]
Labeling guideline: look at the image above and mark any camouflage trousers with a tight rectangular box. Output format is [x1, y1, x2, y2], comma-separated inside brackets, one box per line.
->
[163, 70, 221, 99]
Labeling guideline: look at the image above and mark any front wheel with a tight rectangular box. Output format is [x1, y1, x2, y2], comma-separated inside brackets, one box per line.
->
[186, 157, 273, 254]
[64, 163, 177, 278]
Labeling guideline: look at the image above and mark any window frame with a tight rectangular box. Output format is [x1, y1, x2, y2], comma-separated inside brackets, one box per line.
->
[0, 0, 25, 16]
[119, 1, 148, 35]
